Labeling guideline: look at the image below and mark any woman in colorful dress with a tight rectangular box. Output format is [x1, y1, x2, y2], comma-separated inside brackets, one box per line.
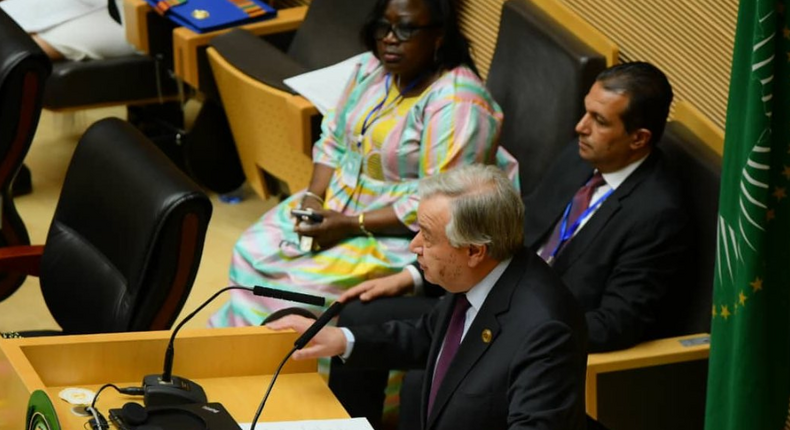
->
[209, 0, 518, 328]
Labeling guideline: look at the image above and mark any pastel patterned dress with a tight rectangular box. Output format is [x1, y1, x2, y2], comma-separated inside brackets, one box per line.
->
[209, 52, 517, 328]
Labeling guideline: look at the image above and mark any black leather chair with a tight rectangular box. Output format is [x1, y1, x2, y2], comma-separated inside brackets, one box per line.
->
[486, 0, 606, 195]
[42, 0, 180, 113]
[0, 118, 212, 335]
[589, 118, 721, 430]
[0, 9, 52, 302]
[656, 121, 721, 338]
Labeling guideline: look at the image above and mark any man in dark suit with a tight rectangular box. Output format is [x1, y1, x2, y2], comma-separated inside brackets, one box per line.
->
[329, 61, 689, 428]
[524, 62, 688, 352]
[267, 164, 588, 430]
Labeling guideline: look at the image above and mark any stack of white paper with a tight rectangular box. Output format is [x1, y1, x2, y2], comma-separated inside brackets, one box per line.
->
[240, 417, 374, 430]
[0, 0, 105, 32]
[284, 53, 366, 115]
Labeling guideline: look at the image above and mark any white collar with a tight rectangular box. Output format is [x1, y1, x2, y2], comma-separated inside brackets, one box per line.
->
[464, 257, 513, 312]
[600, 154, 649, 190]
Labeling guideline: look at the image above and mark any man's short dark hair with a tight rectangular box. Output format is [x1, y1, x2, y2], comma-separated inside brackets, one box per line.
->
[596, 62, 673, 145]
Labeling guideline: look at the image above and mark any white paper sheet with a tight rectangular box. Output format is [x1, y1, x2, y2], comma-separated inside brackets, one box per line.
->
[0, 0, 105, 32]
[240, 417, 374, 430]
[283, 53, 366, 116]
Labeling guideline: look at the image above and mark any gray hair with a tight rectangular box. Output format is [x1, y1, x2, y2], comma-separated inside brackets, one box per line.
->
[419, 164, 524, 260]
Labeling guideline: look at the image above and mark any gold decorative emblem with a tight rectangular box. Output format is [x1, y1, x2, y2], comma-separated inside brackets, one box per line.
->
[481, 329, 492, 343]
[191, 9, 210, 19]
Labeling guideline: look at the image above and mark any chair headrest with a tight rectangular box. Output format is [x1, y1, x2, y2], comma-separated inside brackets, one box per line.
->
[486, 0, 605, 195]
[655, 121, 722, 335]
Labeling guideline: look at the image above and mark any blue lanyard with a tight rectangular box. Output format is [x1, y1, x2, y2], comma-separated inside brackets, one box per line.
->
[358, 73, 423, 148]
[547, 187, 615, 261]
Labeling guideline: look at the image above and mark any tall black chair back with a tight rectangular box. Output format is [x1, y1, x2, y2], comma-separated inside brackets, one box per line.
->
[0, 9, 52, 301]
[40, 118, 212, 334]
[486, 0, 606, 195]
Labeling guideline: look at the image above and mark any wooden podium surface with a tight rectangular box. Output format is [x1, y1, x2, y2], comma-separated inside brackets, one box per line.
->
[0, 327, 348, 430]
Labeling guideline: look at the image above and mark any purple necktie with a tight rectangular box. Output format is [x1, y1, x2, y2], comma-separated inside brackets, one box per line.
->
[539, 172, 606, 262]
[428, 294, 471, 415]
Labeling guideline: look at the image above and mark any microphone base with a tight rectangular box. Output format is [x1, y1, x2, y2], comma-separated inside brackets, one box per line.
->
[143, 374, 208, 407]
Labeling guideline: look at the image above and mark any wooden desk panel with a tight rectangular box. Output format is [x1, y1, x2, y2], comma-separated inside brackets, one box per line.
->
[585, 333, 710, 419]
[173, 6, 307, 89]
[0, 327, 347, 430]
[124, 0, 151, 53]
[123, 1, 307, 90]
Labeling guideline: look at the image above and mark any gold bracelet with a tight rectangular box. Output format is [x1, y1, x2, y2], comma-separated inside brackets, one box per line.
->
[358, 212, 374, 237]
[302, 191, 325, 206]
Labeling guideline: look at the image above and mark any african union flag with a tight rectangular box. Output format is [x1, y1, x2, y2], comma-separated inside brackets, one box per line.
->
[704, 0, 790, 429]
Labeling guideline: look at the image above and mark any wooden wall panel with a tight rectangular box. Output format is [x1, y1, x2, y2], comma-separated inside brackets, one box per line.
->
[559, 0, 737, 129]
[458, 0, 507, 78]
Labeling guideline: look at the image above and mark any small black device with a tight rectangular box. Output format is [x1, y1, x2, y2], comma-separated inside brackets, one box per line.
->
[291, 209, 324, 223]
[109, 402, 241, 430]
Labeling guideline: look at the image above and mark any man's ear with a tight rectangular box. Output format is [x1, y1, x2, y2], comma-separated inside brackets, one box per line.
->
[467, 244, 487, 268]
[630, 128, 652, 150]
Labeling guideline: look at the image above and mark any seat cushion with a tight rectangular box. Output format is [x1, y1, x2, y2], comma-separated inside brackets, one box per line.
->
[43, 54, 178, 109]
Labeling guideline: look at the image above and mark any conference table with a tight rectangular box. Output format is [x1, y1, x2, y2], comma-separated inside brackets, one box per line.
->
[123, 0, 307, 92]
[0, 327, 348, 430]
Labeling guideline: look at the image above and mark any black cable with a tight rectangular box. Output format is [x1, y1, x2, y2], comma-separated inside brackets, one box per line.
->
[163, 285, 252, 381]
[86, 383, 144, 430]
[249, 345, 299, 430]
[90, 383, 119, 410]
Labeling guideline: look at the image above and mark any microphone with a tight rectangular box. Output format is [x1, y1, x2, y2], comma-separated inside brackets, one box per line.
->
[253, 286, 325, 307]
[143, 285, 326, 407]
[250, 301, 346, 430]
[294, 301, 345, 349]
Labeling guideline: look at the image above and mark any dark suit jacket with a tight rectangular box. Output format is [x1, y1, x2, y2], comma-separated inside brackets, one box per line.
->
[524, 142, 689, 352]
[347, 248, 588, 430]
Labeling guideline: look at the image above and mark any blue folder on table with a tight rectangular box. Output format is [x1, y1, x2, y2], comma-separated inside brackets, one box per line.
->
[146, 0, 277, 33]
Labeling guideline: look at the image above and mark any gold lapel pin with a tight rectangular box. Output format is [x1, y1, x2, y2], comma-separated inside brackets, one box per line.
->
[481, 329, 492, 343]
[191, 9, 210, 19]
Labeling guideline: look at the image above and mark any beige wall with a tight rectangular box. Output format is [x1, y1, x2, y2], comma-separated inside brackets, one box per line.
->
[458, 0, 737, 131]
[561, 0, 737, 129]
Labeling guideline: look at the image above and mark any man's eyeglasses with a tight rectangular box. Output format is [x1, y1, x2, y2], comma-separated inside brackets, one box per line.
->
[373, 21, 441, 42]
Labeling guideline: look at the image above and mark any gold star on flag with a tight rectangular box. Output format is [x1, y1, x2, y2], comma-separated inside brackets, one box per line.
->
[721, 305, 731, 320]
[712, 305, 717, 317]
[767, 209, 776, 221]
[739, 291, 748, 306]
[751, 277, 764, 292]
[773, 186, 787, 201]
[783, 165, 790, 179]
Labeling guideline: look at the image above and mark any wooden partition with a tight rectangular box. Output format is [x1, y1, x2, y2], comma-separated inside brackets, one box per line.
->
[459, 0, 619, 79]
[0, 327, 347, 430]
